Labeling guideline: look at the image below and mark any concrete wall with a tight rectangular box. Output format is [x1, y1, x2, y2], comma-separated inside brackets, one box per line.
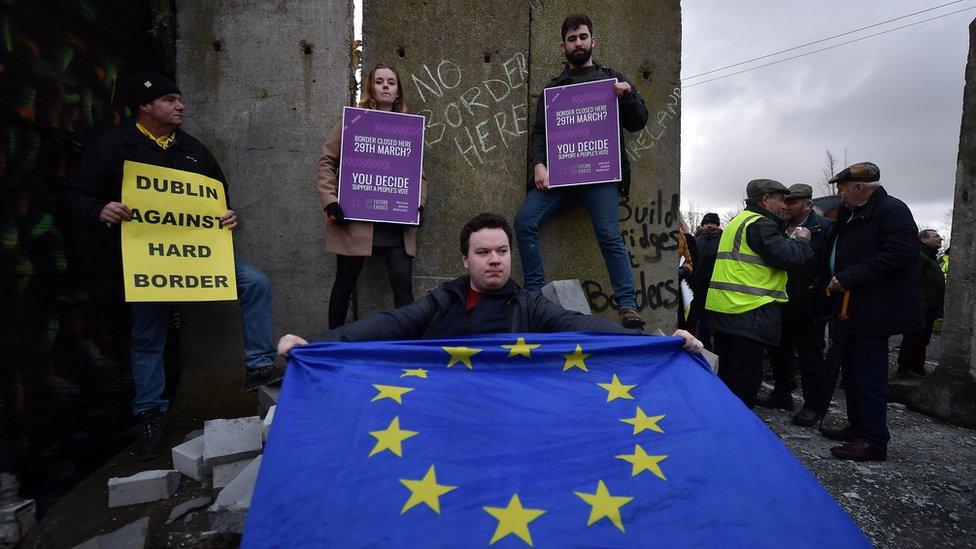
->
[174, 0, 351, 418]
[363, 0, 682, 330]
[910, 18, 976, 427]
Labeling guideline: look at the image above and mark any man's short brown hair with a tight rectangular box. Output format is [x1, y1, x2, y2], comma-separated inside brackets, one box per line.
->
[561, 14, 593, 41]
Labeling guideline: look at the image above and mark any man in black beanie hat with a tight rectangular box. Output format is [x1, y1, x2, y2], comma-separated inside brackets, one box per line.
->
[63, 71, 283, 460]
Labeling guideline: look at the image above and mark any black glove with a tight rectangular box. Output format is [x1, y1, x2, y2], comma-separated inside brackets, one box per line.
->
[677, 266, 690, 282]
[413, 206, 424, 228]
[325, 202, 347, 225]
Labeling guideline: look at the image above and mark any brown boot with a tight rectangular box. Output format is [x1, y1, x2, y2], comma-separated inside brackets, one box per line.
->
[618, 307, 646, 330]
[830, 439, 887, 462]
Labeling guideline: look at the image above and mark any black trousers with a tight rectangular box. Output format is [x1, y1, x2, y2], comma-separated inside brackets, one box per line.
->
[328, 247, 414, 329]
[897, 312, 937, 375]
[770, 316, 829, 413]
[715, 332, 766, 409]
[841, 334, 890, 449]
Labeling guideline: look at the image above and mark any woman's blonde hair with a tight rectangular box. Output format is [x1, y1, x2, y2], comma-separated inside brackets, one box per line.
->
[359, 63, 407, 112]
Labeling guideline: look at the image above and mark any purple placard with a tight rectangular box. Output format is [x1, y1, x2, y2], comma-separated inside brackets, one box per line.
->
[337, 107, 425, 224]
[544, 78, 621, 187]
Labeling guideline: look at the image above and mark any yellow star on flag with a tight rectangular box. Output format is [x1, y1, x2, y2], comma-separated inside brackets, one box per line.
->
[502, 337, 541, 358]
[597, 374, 636, 402]
[367, 416, 418, 458]
[483, 493, 546, 546]
[399, 465, 457, 514]
[561, 344, 591, 372]
[371, 384, 414, 405]
[574, 480, 634, 532]
[619, 406, 665, 435]
[401, 368, 428, 379]
[443, 346, 482, 369]
[615, 444, 668, 480]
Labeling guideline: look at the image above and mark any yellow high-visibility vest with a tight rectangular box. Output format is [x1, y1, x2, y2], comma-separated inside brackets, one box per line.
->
[705, 210, 788, 314]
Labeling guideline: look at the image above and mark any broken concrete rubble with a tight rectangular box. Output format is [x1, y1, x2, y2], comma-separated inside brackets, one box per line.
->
[171, 435, 206, 482]
[212, 458, 254, 491]
[541, 280, 592, 315]
[107, 470, 180, 508]
[258, 386, 280, 416]
[70, 516, 149, 549]
[262, 405, 276, 442]
[202, 417, 262, 470]
[209, 455, 263, 534]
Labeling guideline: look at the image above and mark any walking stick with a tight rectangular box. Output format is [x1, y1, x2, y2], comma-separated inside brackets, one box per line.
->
[821, 289, 851, 426]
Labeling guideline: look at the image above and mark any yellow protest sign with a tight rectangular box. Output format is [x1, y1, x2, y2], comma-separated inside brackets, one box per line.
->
[120, 160, 237, 302]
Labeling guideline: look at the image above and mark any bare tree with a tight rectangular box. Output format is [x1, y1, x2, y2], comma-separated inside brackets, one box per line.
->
[720, 208, 742, 226]
[683, 200, 703, 230]
[821, 149, 838, 195]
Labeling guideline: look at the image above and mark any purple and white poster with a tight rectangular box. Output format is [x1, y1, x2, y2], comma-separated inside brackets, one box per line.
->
[338, 107, 425, 224]
[544, 78, 621, 187]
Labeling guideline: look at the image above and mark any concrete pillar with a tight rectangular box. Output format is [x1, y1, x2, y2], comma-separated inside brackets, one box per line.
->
[363, 0, 681, 330]
[173, 1, 351, 418]
[909, 19, 976, 427]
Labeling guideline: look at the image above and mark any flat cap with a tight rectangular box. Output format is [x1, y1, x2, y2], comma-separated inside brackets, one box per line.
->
[828, 162, 880, 184]
[746, 178, 790, 200]
[786, 183, 813, 200]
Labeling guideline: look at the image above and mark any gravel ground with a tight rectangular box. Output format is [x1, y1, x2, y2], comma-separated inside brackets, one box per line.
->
[755, 332, 976, 548]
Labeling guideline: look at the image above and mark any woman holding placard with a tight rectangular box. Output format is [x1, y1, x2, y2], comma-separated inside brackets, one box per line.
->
[316, 63, 426, 328]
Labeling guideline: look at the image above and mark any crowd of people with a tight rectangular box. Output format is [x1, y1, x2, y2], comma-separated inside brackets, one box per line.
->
[683, 168, 947, 462]
[61, 12, 945, 466]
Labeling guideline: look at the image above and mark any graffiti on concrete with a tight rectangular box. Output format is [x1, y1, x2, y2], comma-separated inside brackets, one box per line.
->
[582, 190, 681, 313]
[625, 86, 680, 162]
[409, 53, 529, 168]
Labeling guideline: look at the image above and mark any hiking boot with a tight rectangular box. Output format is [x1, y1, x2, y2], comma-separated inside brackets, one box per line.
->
[830, 439, 887, 462]
[791, 406, 824, 427]
[819, 423, 858, 442]
[244, 363, 286, 392]
[618, 307, 646, 330]
[756, 392, 794, 411]
[133, 408, 167, 461]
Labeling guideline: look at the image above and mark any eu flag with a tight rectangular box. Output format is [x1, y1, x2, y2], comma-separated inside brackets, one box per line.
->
[243, 332, 868, 547]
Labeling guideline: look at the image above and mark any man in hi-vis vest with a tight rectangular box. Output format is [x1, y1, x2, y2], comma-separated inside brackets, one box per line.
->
[705, 179, 812, 408]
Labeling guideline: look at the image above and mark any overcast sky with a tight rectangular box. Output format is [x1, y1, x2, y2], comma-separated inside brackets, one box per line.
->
[681, 0, 972, 233]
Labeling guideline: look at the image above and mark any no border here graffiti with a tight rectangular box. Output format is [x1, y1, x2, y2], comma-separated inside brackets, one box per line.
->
[120, 161, 237, 302]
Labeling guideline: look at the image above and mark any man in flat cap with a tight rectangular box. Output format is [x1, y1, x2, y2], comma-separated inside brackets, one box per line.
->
[705, 179, 812, 408]
[757, 184, 833, 426]
[692, 212, 723, 350]
[63, 72, 283, 460]
[819, 162, 922, 461]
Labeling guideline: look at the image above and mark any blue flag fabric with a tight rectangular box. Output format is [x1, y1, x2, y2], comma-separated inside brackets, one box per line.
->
[244, 332, 868, 548]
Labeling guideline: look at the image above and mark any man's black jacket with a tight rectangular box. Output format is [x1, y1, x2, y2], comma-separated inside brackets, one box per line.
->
[708, 205, 812, 346]
[782, 211, 832, 319]
[917, 242, 945, 318]
[825, 186, 923, 336]
[528, 64, 648, 197]
[691, 229, 721, 321]
[311, 276, 637, 342]
[63, 122, 229, 224]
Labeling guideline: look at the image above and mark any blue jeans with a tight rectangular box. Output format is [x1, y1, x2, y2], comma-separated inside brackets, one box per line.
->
[514, 182, 636, 309]
[130, 256, 274, 414]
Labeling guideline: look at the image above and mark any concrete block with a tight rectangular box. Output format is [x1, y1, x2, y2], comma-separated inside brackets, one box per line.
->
[107, 470, 180, 508]
[258, 386, 280, 416]
[209, 455, 263, 534]
[541, 280, 592, 315]
[213, 458, 255, 491]
[171, 436, 206, 482]
[183, 429, 203, 442]
[203, 417, 262, 470]
[165, 497, 211, 525]
[71, 516, 149, 549]
[262, 405, 276, 442]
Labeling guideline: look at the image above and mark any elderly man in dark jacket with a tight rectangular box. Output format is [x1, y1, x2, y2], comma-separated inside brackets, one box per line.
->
[278, 213, 703, 352]
[819, 162, 922, 462]
[758, 184, 833, 426]
[705, 179, 813, 408]
[895, 229, 945, 379]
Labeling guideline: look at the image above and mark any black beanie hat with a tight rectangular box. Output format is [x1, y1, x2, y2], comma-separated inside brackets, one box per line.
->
[123, 71, 180, 112]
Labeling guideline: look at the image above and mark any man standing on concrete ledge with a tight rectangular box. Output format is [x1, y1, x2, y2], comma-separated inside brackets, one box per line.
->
[894, 229, 945, 380]
[514, 13, 649, 329]
[819, 162, 922, 462]
[277, 213, 703, 353]
[63, 72, 283, 460]
[705, 179, 812, 409]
